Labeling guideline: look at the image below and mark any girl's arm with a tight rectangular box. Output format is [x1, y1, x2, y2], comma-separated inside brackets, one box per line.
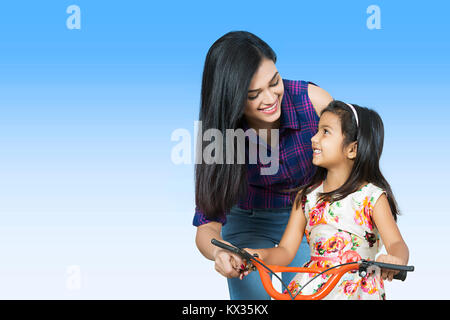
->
[246, 195, 307, 266]
[372, 193, 410, 281]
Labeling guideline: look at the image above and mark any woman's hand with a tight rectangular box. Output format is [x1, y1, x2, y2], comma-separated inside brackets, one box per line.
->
[376, 254, 406, 282]
[213, 241, 248, 279]
[196, 223, 249, 279]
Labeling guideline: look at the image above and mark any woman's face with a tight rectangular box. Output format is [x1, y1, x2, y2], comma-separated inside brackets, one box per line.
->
[244, 58, 284, 128]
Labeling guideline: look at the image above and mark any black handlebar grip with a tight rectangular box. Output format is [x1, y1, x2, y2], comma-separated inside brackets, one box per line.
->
[369, 260, 414, 281]
[393, 270, 407, 281]
[211, 239, 239, 254]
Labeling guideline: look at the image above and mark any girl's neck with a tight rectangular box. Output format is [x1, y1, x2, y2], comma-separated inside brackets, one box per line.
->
[322, 166, 352, 193]
[323, 166, 368, 193]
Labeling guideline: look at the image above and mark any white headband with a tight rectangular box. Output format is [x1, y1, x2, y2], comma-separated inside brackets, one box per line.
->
[346, 103, 359, 127]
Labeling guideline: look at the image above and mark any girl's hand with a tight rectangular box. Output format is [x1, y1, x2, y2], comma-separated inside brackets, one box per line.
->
[376, 254, 406, 282]
[238, 248, 265, 280]
[243, 248, 262, 259]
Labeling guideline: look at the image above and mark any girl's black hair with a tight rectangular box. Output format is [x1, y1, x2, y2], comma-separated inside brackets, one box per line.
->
[292, 100, 400, 221]
[195, 31, 277, 221]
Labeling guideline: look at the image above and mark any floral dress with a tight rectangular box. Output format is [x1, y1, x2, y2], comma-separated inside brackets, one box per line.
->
[285, 182, 386, 299]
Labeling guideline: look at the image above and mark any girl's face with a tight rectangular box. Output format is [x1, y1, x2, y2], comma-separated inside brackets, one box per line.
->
[311, 112, 356, 169]
[243, 58, 284, 128]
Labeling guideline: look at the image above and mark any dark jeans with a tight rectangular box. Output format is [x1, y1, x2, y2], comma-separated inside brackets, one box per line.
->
[221, 205, 310, 300]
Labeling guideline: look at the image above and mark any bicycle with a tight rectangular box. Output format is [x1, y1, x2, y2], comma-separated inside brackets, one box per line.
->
[211, 238, 415, 300]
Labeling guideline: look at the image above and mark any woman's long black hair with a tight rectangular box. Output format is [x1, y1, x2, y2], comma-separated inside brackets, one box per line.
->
[292, 100, 400, 221]
[195, 31, 277, 221]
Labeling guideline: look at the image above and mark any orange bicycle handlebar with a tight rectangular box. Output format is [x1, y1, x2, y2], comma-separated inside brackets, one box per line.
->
[211, 238, 414, 300]
[251, 255, 359, 300]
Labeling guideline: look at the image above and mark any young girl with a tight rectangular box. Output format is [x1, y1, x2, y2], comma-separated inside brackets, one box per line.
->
[244, 100, 409, 300]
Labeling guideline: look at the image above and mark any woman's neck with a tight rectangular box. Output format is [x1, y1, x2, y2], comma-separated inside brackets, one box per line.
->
[245, 115, 280, 132]
[245, 116, 281, 148]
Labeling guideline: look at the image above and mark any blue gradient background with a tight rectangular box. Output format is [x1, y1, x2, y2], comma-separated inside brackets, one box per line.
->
[0, 0, 448, 299]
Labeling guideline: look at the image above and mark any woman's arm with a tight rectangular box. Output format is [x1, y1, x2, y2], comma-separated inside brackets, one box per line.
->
[195, 221, 223, 261]
[308, 83, 333, 116]
[372, 193, 410, 281]
[247, 195, 307, 266]
[195, 221, 246, 279]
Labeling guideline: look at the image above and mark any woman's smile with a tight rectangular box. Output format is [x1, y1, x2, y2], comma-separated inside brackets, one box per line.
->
[257, 98, 279, 114]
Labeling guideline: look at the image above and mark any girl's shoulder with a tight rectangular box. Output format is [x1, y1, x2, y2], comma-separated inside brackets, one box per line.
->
[303, 182, 324, 205]
[352, 182, 386, 205]
[303, 181, 386, 210]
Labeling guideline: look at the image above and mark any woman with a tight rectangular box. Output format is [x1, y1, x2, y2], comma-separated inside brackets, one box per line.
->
[194, 31, 333, 300]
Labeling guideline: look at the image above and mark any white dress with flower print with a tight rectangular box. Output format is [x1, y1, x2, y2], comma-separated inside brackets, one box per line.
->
[285, 182, 387, 300]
